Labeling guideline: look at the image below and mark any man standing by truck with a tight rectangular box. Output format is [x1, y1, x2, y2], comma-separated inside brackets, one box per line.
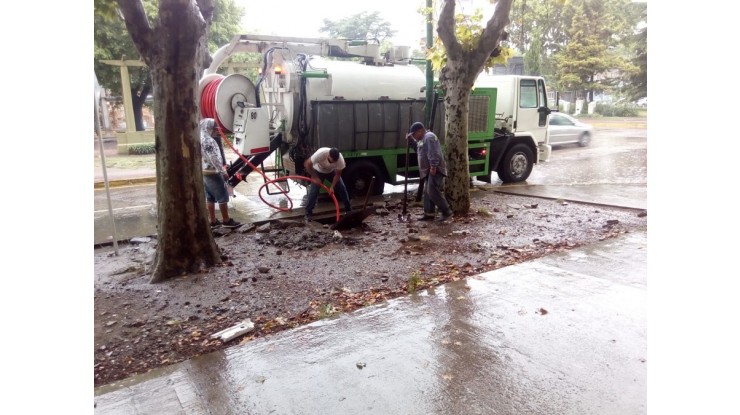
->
[303, 147, 353, 221]
[200, 118, 241, 229]
[407, 122, 453, 222]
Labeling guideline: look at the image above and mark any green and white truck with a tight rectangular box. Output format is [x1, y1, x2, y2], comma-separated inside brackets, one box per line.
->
[200, 34, 552, 197]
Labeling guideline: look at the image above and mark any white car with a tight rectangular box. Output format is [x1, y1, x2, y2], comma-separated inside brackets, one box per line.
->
[548, 113, 594, 147]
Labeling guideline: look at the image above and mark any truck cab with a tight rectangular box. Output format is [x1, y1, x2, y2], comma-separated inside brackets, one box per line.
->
[473, 74, 553, 182]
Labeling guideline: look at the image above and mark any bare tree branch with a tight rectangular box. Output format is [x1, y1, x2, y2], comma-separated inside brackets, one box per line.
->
[480, 0, 513, 51]
[195, 0, 215, 22]
[116, 0, 153, 61]
[437, 0, 462, 57]
[468, 0, 514, 75]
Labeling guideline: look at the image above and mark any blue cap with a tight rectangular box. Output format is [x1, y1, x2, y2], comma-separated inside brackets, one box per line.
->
[409, 122, 425, 134]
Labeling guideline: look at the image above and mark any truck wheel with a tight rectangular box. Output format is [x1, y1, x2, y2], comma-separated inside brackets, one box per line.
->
[497, 143, 534, 183]
[342, 160, 385, 197]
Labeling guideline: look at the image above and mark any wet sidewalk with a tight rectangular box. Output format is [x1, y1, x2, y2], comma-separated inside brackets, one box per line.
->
[94, 231, 647, 414]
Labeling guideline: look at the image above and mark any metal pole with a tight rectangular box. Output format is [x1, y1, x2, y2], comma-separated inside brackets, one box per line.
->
[95, 74, 119, 254]
[425, 0, 434, 125]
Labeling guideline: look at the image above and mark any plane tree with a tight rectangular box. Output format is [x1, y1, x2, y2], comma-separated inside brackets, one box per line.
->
[432, 0, 514, 213]
[94, 0, 242, 131]
[99, 0, 222, 282]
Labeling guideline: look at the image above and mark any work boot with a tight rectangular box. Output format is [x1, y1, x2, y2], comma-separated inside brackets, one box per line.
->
[437, 211, 453, 222]
[222, 218, 242, 228]
[416, 214, 435, 221]
[304, 212, 313, 222]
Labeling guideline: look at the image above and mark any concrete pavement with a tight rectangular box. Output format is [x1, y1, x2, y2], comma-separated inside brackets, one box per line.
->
[94, 230, 647, 414]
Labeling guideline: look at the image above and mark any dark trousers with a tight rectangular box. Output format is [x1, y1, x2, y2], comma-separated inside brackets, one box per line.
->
[423, 173, 452, 216]
[305, 171, 352, 214]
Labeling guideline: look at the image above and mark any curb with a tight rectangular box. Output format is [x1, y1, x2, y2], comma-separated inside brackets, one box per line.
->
[591, 123, 646, 129]
[94, 177, 157, 189]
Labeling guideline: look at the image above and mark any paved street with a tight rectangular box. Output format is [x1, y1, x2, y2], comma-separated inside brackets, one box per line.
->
[94, 125, 647, 245]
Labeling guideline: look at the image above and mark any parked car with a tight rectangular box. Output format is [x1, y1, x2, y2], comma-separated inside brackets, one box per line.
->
[548, 113, 594, 147]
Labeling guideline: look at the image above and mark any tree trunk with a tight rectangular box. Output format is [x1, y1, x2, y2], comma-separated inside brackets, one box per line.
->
[436, 0, 513, 215]
[132, 83, 151, 131]
[439, 62, 472, 214]
[148, 57, 220, 283]
[117, 0, 219, 283]
[132, 89, 145, 131]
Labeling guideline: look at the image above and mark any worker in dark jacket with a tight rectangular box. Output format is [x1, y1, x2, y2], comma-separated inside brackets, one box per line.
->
[407, 122, 453, 222]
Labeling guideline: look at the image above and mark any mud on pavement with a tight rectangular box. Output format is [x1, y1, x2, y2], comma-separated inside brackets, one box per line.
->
[94, 188, 648, 388]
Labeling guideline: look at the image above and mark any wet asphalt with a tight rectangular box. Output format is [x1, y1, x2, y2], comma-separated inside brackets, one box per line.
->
[94, 124, 647, 413]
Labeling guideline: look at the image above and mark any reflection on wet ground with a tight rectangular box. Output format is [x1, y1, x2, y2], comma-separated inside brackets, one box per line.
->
[95, 232, 647, 415]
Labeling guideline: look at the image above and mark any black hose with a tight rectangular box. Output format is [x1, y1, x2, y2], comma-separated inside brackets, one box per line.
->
[289, 54, 312, 175]
[428, 91, 439, 130]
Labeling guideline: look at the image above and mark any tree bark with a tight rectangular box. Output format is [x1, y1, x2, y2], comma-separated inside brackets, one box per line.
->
[117, 0, 220, 283]
[437, 0, 513, 214]
[132, 82, 151, 131]
[439, 62, 472, 214]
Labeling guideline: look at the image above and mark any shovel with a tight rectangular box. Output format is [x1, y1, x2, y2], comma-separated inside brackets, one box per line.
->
[332, 176, 375, 230]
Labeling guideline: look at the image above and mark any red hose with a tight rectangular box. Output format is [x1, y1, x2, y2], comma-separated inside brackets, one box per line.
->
[215, 126, 341, 223]
[200, 78, 230, 133]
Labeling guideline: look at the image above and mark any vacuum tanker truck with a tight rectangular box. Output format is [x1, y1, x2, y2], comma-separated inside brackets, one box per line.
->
[199, 34, 552, 198]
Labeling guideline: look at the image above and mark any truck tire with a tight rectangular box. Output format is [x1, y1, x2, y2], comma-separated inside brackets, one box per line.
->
[342, 160, 385, 197]
[497, 143, 534, 183]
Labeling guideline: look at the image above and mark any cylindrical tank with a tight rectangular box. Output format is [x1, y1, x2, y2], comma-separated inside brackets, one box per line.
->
[303, 57, 425, 101]
[201, 52, 427, 145]
[270, 57, 426, 143]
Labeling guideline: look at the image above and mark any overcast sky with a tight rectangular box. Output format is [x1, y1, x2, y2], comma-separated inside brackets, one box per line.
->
[235, 0, 487, 48]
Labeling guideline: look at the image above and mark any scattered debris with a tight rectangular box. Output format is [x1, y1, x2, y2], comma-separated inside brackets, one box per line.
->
[536, 308, 548, 315]
[95, 192, 648, 388]
[130, 237, 152, 244]
[211, 319, 255, 342]
[477, 208, 492, 217]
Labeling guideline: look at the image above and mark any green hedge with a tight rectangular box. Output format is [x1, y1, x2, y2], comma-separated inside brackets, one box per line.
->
[593, 103, 639, 117]
[558, 102, 640, 117]
[128, 143, 156, 155]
